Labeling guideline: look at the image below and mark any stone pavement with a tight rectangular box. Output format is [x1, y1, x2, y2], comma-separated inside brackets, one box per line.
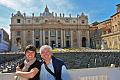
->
[0, 67, 120, 80]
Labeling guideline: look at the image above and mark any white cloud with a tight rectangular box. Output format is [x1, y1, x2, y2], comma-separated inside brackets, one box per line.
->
[0, 0, 16, 8]
[0, 0, 41, 15]
[41, 0, 74, 15]
[0, 0, 75, 16]
[0, 16, 10, 35]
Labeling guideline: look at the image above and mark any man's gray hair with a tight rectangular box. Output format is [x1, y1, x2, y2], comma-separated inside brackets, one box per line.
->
[39, 45, 53, 55]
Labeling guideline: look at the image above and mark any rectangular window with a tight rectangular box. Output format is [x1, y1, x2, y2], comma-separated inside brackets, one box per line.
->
[16, 31, 21, 36]
[82, 20, 85, 24]
[45, 30, 48, 36]
[65, 30, 70, 36]
[28, 20, 31, 23]
[58, 30, 61, 37]
[17, 19, 21, 23]
[45, 20, 48, 23]
[50, 29, 56, 36]
[35, 18, 39, 23]
[73, 21, 76, 23]
[118, 36, 120, 41]
[34, 30, 39, 36]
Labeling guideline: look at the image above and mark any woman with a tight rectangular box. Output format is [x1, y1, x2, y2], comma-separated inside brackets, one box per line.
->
[15, 45, 40, 80]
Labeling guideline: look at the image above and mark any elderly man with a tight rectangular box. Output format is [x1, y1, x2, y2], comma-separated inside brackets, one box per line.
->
[39, 45, 71, 80]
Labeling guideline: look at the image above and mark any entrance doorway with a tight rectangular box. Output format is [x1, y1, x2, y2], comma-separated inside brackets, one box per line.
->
[51, 41, 55, 48]
[66, 41, 70, 48]
[82, 37, 86, 47]
[35, 41, 40, 48]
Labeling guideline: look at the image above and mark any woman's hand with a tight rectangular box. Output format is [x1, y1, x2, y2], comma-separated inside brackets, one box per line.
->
[16, 66, 22, 71]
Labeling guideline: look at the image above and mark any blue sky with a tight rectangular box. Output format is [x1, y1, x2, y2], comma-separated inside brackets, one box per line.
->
[0, 0, 120, 35]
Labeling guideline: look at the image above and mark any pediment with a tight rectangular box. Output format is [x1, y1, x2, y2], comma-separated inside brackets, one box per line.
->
[13, 11, 24, 18]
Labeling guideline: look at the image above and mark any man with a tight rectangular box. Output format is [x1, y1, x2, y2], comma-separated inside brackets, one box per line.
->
[39, 45, 71, 80]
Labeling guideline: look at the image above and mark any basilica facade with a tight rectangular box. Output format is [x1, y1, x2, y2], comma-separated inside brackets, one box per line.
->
[10, 5, 90, 50]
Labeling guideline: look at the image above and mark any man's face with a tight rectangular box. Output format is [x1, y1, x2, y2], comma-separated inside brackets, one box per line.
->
[25, 50, 35, 61]
[40, 48, 51, 61]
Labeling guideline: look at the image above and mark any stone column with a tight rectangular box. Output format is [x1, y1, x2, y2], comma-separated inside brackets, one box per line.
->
[32, 30, 34, 46]
[48, 30, 51, 45]
[101, 40, 105, 50]
[23, 31, 26, 47]
[61, 29, 63, 48]
[80, 30, 82, 47]
[64, 30, 66, 47]
[56, 30, 58, 47]
[11, 31, 18, 51]
[78, 30, 80, 47]
[40, 29, 42, 46]
[87, 31, 90, 47]
[11, 31, 15, 47]
[70, 30, 73, 47]
[43, 30, 45, 45]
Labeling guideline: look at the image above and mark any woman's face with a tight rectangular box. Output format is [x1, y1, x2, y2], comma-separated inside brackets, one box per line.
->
[25, 50, 36, 61]
[40, 48, 51, 62]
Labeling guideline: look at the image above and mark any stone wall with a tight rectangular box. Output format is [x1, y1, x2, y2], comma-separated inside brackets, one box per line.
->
[0, 53, 24, 64]
[1, 51, 120, 70]
[53, 52, 120, 69]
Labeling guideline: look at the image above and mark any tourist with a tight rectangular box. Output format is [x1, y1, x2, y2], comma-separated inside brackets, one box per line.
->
[15, 45, 40, 80]
[39, 45, 71, 80]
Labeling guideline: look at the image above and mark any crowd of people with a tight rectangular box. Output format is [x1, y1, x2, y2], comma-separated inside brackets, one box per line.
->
[0, 57, 24, 73]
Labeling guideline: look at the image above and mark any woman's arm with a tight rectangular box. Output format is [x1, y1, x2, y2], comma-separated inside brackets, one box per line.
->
[16, 68, 39, 79]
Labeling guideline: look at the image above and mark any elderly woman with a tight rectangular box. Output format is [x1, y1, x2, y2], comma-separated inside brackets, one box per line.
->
[15, 45, 40, 80]
[39, 45, 71, 80]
